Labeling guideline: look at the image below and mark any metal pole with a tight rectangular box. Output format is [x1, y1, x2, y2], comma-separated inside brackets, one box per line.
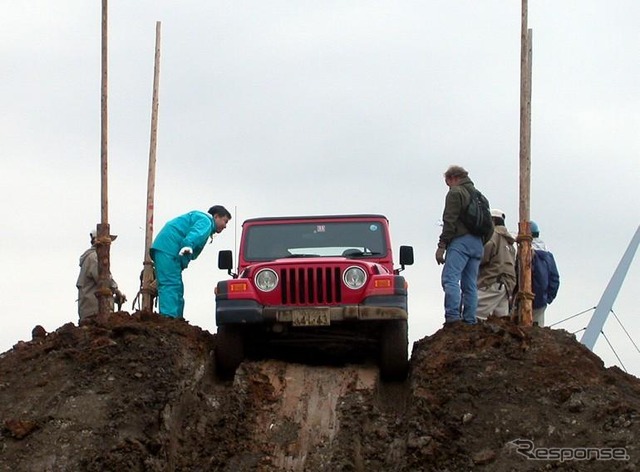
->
[96, 0, 113, 320]
[516, 0, 534, 326]
[141, 21, 162, 311]
[581, 225, 640, 350]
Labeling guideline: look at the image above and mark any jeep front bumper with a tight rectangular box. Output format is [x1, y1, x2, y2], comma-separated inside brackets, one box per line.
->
[216, 295, 408, 325]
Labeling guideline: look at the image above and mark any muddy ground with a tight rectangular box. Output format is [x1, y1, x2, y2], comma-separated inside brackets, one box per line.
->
[1, 311, 639, 471]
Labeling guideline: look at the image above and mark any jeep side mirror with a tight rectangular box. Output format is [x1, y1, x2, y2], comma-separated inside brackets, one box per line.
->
[399, 245, 414, 271]
[218, 250, 234, 276]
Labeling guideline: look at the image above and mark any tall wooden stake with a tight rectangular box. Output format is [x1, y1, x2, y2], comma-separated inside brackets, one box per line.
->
[96, 0, 113, 320]
[516, 0, 534, 326]
[141, 21, 162, 311]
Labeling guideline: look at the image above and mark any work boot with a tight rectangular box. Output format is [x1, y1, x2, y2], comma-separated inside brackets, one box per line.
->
[442, 320, 464, 330]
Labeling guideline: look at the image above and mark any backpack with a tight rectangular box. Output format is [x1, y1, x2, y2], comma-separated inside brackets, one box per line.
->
[460, 187, 494, 241]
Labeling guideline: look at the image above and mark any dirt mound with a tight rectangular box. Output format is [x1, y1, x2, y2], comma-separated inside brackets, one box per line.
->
[1, 312, 639, 471]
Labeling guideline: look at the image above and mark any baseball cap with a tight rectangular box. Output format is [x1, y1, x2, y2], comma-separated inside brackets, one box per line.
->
[490, 209, 505, 219]
[529, 221, 539, 234]
[90, 229, 118, 241]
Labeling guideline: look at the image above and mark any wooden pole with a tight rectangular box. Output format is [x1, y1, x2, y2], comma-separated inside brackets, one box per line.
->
[96, 0, 113, 320]
[516, 0, 534, 326]
[141, 21, 162, 312]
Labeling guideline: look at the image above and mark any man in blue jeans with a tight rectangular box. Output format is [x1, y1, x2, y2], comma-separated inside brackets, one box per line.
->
[436, 166, 486, 326]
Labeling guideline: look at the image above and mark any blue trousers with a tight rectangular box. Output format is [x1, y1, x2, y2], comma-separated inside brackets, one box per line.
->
[151, 250, 185, 318]
[441, 234, 484, 324]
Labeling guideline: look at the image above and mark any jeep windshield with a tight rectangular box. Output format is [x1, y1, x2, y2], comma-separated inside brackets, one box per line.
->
[242, 221, 388, 261]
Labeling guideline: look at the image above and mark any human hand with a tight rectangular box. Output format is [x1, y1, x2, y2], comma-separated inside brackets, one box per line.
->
[435, 247, 446, 265]
[179, 247, 193, 256]
[114, 290, 127, 306]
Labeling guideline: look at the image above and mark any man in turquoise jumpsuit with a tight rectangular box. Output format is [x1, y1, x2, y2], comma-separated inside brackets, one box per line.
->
[151, 205, 231, 318]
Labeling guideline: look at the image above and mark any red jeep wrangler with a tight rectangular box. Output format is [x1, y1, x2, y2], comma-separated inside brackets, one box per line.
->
[214, 214, 414, 380]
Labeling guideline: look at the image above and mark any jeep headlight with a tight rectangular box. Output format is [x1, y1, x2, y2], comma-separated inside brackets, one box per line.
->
[255, 268, 278, 292]
[343, 266, 367, 290]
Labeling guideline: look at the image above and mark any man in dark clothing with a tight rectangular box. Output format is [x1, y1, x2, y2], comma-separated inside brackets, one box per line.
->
[530, 220, 560, 326]
[436, 165, 486, 325]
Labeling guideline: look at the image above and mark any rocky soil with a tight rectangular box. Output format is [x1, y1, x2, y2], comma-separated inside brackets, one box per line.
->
[1, 311, 639, 471]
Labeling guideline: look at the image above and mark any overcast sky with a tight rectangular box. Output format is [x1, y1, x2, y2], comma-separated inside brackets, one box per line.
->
[1, 1, 638, 376]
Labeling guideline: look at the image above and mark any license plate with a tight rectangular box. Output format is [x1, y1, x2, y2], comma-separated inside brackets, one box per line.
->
[292, 309, 331, 327]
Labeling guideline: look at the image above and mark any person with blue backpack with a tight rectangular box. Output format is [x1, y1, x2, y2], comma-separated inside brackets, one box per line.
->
[530, 220, 560, 326]
[151, 205, 232, 318]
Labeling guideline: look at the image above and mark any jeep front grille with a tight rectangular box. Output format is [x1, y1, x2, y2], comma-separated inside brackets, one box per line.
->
[280, 267, 342, 305]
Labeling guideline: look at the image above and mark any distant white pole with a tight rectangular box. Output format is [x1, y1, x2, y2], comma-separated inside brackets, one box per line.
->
[581, 225, 640, 350]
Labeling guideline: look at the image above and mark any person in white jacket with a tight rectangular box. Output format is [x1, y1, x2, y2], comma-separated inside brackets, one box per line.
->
[476, 209, 516, 320]
[76, 230, 126, 323]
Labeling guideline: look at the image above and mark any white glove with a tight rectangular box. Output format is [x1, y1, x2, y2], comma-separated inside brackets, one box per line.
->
[179, 246, 193, 256]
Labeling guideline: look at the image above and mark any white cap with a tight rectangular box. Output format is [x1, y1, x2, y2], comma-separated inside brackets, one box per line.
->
[90, 229, 118, 241]
[490, 209, 505, 219]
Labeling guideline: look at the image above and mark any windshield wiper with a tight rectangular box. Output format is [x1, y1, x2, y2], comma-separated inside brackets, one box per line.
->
[343, 250, 382, 257]
[282, 254, 320, 258]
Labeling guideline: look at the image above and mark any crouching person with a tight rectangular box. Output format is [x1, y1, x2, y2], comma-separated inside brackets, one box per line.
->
[76, 230, 126, 323]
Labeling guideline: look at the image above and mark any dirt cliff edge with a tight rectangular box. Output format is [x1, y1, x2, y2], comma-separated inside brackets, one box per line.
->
[1, 312, 639, 471]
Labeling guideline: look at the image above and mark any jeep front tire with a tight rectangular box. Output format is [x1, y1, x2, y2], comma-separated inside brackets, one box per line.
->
[215, 326, 245, 380]
[379, 320, 409, 381]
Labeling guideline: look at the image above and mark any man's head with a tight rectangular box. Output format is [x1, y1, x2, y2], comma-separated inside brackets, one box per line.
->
[529, 220, 540, 238]
[208, 205, 232, 233]
[490, 208, 506, 227]
[90, 229, 117, 245]
[443, 165, 468, 187]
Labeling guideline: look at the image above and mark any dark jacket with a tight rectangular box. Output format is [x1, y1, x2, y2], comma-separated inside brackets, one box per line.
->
[532, 248, 560, 309]
[438, 177, 475, 248]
